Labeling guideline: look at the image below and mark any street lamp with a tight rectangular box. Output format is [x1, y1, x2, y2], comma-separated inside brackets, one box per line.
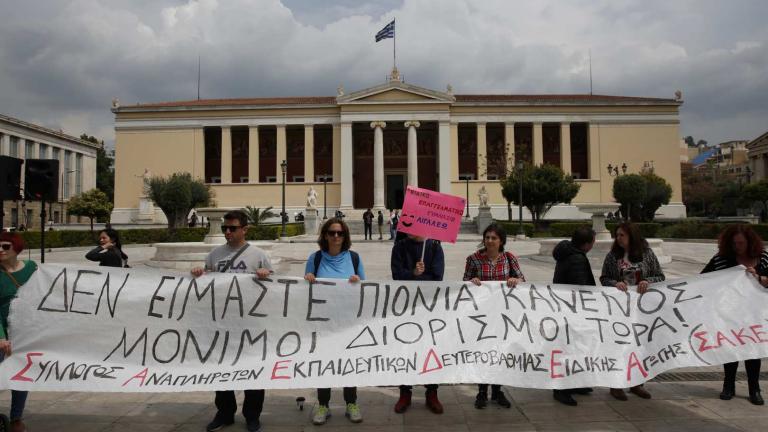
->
[516, 160, 525, 239]
[280, 159, 287, 238]
[465, 176, 470, 219]
[322, 175, 328, 220]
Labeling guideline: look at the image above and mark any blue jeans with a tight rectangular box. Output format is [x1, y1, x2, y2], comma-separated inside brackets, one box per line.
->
[0, 352, 28, 420]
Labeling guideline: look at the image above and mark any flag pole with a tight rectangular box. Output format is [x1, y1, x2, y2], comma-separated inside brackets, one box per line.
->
[393, 18, 397, 70]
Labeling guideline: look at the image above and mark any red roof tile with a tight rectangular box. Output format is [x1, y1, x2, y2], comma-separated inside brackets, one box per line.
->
[454, 94, 678, 103]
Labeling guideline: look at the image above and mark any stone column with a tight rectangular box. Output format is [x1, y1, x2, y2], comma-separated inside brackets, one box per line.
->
[476, 122, 487, 180]
[505, 122, 515, 173]
[340, 123, 353, 208]
[404, 121, 420, 187]
[221, 126, 232, 183]
[304, 125, 314, 182]
[588, 122, 600, 181]
[533, 122, 544, 166]
[560, 122, 572, 174]
[276, 125, 287, 180]
[248, 126, 259, 183]
[371, 121, 386, 210]
[438, 121, 451, 193]
[332, 124, 341, 183]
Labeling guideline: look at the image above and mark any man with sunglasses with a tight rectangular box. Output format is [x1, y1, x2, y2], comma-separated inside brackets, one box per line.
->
[191, 210, 272, 432]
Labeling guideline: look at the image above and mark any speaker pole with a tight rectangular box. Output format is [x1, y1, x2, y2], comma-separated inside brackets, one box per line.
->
[0, 200, 4, 232]
[40, 197, 46, 263]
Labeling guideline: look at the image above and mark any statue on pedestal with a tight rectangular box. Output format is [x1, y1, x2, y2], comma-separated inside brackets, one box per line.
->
[306, 186, 318, 210]
[478, 186, 489, 208]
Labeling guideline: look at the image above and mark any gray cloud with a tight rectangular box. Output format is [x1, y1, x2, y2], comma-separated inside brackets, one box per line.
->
[0, 0, 766, 147]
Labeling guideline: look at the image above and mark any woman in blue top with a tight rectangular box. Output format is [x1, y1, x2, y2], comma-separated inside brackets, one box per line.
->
[304, 217, 365, 426]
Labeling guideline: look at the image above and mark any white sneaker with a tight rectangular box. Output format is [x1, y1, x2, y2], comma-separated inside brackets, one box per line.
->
[312, 405, 331, 425]
[345, 402, 363, 423]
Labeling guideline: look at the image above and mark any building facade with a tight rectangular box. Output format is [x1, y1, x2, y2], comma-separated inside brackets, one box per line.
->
[0, 113, 99, 229]
[112, 73, 685, 223]
[747, 131, 768, 184]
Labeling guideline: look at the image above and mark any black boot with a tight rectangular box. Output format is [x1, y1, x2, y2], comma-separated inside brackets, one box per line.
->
[719, 381, 735, 400]
[553, 390, 577, 406]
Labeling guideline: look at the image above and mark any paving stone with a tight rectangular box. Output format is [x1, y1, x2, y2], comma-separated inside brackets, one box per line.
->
[606, 399, 721, 420]
[518, 400, 625, 422]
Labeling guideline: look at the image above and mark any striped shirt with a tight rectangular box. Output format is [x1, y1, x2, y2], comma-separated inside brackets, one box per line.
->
[701, 250, 768, 275]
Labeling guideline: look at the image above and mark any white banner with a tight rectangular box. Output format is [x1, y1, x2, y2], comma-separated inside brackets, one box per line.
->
[1, 264, 767, 392]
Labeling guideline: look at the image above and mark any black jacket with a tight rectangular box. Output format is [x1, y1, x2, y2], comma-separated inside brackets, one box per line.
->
[86, 246, 128, 268]
[391, 238, 445, 281]
[552, 240, 595, 286]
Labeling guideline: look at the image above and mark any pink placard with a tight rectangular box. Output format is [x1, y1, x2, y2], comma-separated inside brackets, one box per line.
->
[397, 186, 466, 243]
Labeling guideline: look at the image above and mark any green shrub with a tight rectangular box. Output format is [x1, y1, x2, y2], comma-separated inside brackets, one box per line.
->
[20, 224, 304, 248]
[605, 223, 661, 239]
[496, 222, 536, 238]
[549, 222, 593, 238]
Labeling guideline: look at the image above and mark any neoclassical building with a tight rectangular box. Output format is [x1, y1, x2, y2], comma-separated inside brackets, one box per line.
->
[112, 71, 685, 223]
[1, 113, 99, 229]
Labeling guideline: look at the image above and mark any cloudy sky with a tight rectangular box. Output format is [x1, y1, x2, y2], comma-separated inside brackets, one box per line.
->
[1, 0, 766, 147]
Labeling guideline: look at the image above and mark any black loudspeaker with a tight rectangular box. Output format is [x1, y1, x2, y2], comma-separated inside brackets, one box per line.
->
[25, 159, 60, 201]
[0, 155, 23, 200]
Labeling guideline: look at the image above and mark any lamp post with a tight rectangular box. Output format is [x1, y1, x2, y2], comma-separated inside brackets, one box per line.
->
[607, 163, 627, 177]
[323, 175, 328, 220]
[465, 177, 470, 219]
[516, 160, 525, 239]
[280, 160, 287, 238]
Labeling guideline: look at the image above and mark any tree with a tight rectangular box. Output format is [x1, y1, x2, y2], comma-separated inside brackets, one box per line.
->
[684, 136, 695, 147]
[742, 180, 768, 221]
[244, 206, 277, 225]
[639, 172, 672, 221]
[696, 139, 708, 147]
[67, 189, 113, 232]
[80, 134, 114, 202]
[612, 174, 646, 221]
[146, 173, 213, 229]
[500, 163, 580, 226]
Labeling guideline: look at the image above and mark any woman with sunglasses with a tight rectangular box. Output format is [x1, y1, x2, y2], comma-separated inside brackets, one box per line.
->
[0, 232, 37, 432]
[464, 223, 522, 410]
[304, 217, 365, 426]
[85, 228, 129, 268]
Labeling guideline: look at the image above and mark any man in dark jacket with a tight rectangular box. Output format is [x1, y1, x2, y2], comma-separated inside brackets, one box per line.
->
[551, 226, 596, 406]
[390, 234, 445, 414]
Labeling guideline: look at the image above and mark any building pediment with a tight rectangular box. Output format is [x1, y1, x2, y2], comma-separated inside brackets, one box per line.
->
[337, 80, 455, 105]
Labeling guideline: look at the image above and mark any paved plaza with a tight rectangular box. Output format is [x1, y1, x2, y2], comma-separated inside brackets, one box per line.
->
[3, 236, 767, 431]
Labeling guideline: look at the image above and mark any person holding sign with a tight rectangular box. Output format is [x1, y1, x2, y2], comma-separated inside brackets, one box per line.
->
[701, 224, 768, 405]
[304, 218, 366, 425]
[190, 210, 273, 432]
[0, 232, 37, 432]
[390, 232, 446, 414]
[551, 226, 597, 406]
[600, 222, 665, 401]
[464, 223, 522, 410]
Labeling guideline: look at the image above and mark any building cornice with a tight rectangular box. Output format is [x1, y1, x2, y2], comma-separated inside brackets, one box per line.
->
[0, 113, 101, 149]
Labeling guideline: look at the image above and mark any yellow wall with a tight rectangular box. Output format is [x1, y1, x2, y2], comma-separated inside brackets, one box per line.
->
[211, 183, 341, 208]
[114, 129, 204, 208]
[593, 123, 683, 202]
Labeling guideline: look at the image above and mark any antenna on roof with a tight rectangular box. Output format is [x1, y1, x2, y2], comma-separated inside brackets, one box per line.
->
[197, 55, 201, 100]
[589, 49, 593, 95]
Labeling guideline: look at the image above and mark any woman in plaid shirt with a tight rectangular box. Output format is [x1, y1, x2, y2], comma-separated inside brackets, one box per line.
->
[463, 223, 525, 410]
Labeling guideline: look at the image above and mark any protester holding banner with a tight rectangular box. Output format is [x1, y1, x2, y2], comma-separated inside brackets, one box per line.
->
[551, 226, 597, 406]
[304, 217, 365, 425]
[464, 223, 521, 409]
[190, 210, 273, 432]
[0, 232, 36, 432]
[600, 222, 665, 401]
[701, 224, 768, 405]
[390, 233, 445, 414]
[85, 228, 129, 268]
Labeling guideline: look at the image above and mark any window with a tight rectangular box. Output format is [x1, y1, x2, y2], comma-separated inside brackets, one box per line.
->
[210, 176, 221, 184]
[9, 137, 18, 157]
[292, 175, 305, 182]
[204, 127, 222, 183]
[51, 147, 60, 161]
[25, 141, 35, 159]
[239, 176, 249, 183]
[486, 174, 499, 181]
[459, 173, 475, 181]
[39, 144, 48, 159]
[76, 153, 83, 194]
[316, 174, 333, 182]
[265, 176, 277, 183]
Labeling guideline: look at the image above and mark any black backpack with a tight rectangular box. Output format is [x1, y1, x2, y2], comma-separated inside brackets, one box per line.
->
[313, 250, 361, 276]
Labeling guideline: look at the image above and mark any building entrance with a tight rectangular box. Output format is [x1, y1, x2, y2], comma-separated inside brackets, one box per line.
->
[386, 173, 406, 210]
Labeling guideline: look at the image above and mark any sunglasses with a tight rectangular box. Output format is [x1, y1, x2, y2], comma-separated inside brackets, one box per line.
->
[326, 230, 345, 237]
[0, 243, 12, 251]
[221, 225, 243, 233]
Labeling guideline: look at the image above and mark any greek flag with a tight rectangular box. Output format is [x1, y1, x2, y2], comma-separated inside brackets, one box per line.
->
[375, 20, 395, 42]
